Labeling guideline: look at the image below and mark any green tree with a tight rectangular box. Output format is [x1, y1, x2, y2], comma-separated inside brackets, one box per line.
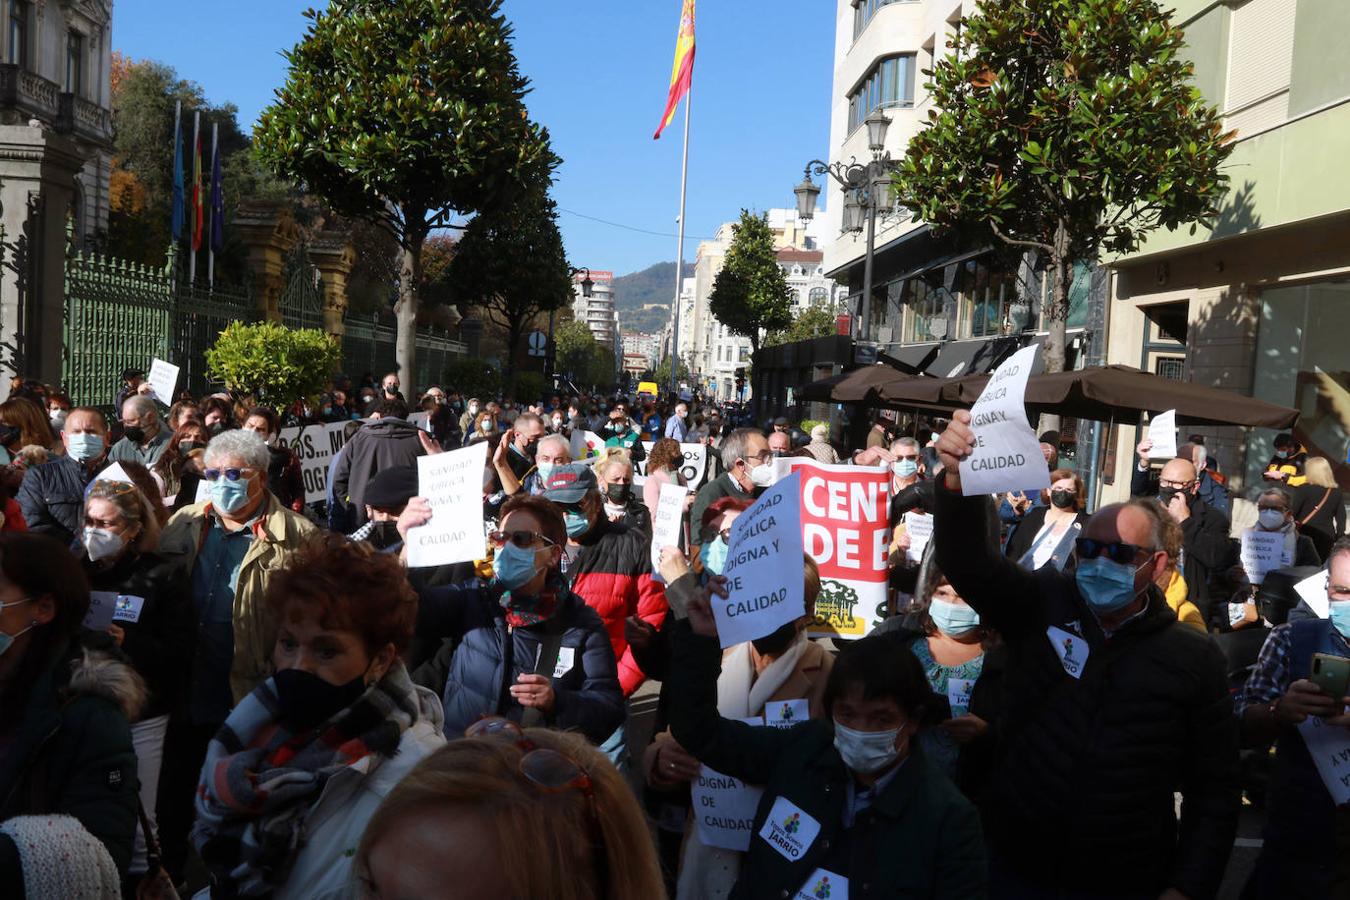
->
[708, 210, 794, 355]
[255, 0, 554, 396]
[653, 354, 691, 390]
[442, 356, 501, 400]
[765, 301, 839, 348]
[555, 319, 599, 382]
[206, 322, 341, 412]
[897, 0, 1232, 391]
[447, 172, 573, 386]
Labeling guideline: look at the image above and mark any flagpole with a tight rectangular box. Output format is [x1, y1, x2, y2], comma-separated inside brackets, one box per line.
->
[668, 83, 692, 398]
[208, 122, 218, 290]
[189, 111, 200, 284]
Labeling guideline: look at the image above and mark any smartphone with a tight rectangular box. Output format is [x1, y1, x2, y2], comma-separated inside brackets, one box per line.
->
[1310, 652, 1350, 700]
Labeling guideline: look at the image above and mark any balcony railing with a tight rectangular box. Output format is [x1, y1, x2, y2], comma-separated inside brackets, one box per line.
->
[0, 64, 112, 146]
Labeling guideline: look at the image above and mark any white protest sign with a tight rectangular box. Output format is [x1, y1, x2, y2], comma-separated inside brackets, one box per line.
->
[94, 462, 133, 485]
[633, 441, 708, 490]
[1295, 715, 1350, 806]
[146, 358, 179, 406]
[1146, 409, 1178, 459]
[960, 345, 1050, 497]
[276, 421, 353, 506]
[691, 716, 765, 852]
[406, 442, 489, 568]
[649, 481, 687, 583]
[1240, 528, 1292, 585]
[83, 591, 119, 631]
[1294, 569, 1330, 618]
[194, 476, 212, 504]
[903, 511, 933, 564]
[713, 472, 805, 648]
[570, 430, 604, 461]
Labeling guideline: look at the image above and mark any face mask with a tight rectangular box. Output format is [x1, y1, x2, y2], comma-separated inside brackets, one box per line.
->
[469, 405, 479, 415]
[366, 520, 402, 550]
[892, 459, 918, 478]
[535, 461, 555, 484]
[1075, 556, 1148, 614]
[551, 418, 562, 429]
[606, 483, 632, 504]
[609, 422, 626, 434]
[0, 597, 34, 658]
[833, 720, 903, 775]
[928, 596, 980, 637]
[272, 667, 369, 732]
[493, 541, 543, 591]
[1050, 489, 1076, 510]
[384, 385, 399, 395]
[1330, 602, 1350, 640]
[49, 409, 67, 429]
[1157, 486, 1192, 507]
[749, 462, 776, 487]
[751, 620, 798, 657]
[210, 476, 253, 515]
[481, 420, 495, 433]
[122, 425, 146, 444]
[1275, 449, 1289, 459]
[321, 406, 333, 416]
[179, 440, 204, 457]
[66, 432, 104, 463]
[564, 509, 591, 538]
[522, 439, 539, 458]
[83, 527, 126, 563]
[1257, 509, 1287, 530]
[703, 536, 729, 575]
[208, 422, 225, 436]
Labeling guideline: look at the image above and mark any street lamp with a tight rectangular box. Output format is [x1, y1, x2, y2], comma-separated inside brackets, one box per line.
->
[793, 108, 911, 346]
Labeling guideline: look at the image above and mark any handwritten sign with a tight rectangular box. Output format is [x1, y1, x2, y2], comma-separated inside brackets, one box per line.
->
[569, 430, 605, 461]
[194, 476, 212, 504]
[960, 345, 1050, 497]
[650, 481, 687, 583]
[903, 511, 933, 564]
[1295, 715, 1350, 806]
[1146, 409, 1178, 459]
[406, 442, 489, 568]
[276, 421, 353, 506]
[691, 716, 765, 852]
[1240, 528, 1292, 585]
[633, 441, 708, 490]
[83, 591, 119, 631]
[146, 358, 180, 406]
[713, 473, 805, 648]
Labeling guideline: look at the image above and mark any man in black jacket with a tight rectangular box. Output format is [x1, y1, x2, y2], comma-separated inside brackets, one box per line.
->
[329, 400, 425, 529]
[18, 407, 109, 544]
[934, 409, 1240, 900]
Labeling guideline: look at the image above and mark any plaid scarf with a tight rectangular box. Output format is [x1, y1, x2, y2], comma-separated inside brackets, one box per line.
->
[499, 575, 564, 628]
[191, 663, 421, 897]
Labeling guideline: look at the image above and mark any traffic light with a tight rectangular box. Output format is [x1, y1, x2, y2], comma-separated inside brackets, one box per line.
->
[734, 367, 745, 394]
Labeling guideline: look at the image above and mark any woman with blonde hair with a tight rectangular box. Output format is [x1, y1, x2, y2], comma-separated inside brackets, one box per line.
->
[1292, 456, 1345, 561]
[593, 447, 650, 533]
[356, 723, 665, 900]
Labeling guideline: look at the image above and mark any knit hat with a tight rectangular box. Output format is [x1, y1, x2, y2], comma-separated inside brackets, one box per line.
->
[811, 424, 829, 440]
[364, 465, 418, 510]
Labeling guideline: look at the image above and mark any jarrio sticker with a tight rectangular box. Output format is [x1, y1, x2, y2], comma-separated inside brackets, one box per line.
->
[1046, 626, 1089, 679]
[758, 796, 822, 861]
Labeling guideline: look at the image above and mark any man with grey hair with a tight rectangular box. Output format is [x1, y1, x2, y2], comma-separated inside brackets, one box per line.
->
[156, 428, 317, 878]
[496, 432, 571, 497]
[108, 394, 170, 466]
[689, 426, 770, 550]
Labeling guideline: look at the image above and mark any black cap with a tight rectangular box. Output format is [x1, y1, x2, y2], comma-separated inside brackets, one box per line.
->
[364, 465, 418, 510]
[121, 368, 145, 381]
[1038, 430, 1061, 447]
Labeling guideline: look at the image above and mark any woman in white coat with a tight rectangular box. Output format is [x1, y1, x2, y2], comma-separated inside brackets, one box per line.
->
[191, 535, 444, 899]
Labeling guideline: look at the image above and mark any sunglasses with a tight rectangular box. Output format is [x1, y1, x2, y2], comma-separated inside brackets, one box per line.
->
[1075, 538, 1153, 565]
[85, 479, 137, 500]
[203, 467, 257, 483]
[487, 529, 556, 550]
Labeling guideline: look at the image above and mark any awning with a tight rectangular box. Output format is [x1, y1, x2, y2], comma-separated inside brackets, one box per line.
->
[927, 336, 1025, 378]
[884, 344, 941, 373]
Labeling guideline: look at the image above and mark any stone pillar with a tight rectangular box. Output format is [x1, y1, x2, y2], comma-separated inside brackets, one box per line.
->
[0, 125, 85, 397]
[234, 201, 299, 323]
[308, 230, 356, 337]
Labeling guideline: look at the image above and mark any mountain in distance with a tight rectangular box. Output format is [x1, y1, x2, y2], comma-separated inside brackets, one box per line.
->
[612, 261, 695, 335]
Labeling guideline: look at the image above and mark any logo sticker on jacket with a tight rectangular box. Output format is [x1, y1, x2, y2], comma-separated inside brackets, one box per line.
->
[1047, 625, 1089, 679]
[111, 594, 146, 624]
[946, 678, 976, 714]
[795, 868, 848, 899]
[765, 699, 809, 729]
[552, 646, 575, 679]
[758, 796, 821, 860]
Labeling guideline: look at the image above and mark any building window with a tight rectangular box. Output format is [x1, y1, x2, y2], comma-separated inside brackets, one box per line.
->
[852, 0, 907, 40]
[738, 346, 750, 362]
[66, 31, 84, 95]
[902, 278, 948, 344]
[847, 55, 916, 133]
[8, 0, 27, 67]
[809, 287, 830, 307]
[958, 260, 1027, 338]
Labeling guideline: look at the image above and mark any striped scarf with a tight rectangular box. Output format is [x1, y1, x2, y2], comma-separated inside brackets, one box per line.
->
[191, 663, 420, 897]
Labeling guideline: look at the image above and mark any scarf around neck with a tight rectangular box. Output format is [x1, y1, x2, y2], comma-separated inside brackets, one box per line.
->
[500, 574, 565, 628]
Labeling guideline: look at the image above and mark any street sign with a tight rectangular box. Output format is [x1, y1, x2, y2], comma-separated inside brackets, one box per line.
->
[527, 331, 548, 358]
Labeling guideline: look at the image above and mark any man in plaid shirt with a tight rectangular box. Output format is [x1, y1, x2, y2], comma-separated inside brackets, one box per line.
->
[1236, 538, 1350, 898]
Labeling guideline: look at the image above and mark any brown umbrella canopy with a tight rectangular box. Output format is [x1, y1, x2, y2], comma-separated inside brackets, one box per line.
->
[797, 365, 915, 404]
[949, 365, 1299, 429]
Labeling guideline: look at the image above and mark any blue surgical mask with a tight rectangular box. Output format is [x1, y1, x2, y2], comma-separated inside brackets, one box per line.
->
[493, 542, 541, 591]
[210, 476, 253, 515]
[564, 510, 590, 538]
[893, 459, 918, 478]
[703, 536, 729, 575]
[1330, 601, 1350, 641]
[1075, 556, 1146, 614]
[535, 462, 555, 484]
[928, 597, 980, 637]
[66, 432, 104, 463]
[0, 597, 34, 657]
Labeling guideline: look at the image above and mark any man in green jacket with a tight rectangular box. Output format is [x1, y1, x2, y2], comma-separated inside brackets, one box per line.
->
[668, 580, 986, 899]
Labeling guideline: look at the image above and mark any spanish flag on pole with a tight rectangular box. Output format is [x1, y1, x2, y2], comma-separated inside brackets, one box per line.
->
[653, 0, 695, 140]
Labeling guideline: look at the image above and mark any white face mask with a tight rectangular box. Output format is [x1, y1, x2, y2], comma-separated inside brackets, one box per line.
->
[749, 461, 776, 487]
[833, 720, 905, 774]
[83, 527, 126, 562]
[1257, 509, 1287, 531]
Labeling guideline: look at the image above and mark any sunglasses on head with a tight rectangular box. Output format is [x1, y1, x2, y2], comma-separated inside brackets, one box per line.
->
[203, 467, 256, 483]
[1075, 537, 1153, 565]
[85, 479, 137, 500]
[487, 529, 556, 550]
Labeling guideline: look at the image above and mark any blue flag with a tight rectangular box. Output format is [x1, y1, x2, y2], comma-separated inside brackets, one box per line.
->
[170, 103, 184, 242]
[209, 135, 224, 254]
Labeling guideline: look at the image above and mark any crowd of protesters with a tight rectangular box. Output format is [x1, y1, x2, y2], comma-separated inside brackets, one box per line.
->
[0, 364, 1344, 899]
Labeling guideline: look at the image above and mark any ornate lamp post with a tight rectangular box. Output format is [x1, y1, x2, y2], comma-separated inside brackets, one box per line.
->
[794, 109, 909, 345]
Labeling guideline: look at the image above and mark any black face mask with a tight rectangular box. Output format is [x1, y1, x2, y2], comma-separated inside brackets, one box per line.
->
[208, 422, 225, 436]
[1158, 486, 1193, 507]
[1049, 489, 1076, 510]
[123, 425, 146, 444]
[179, 440, 204, 457]
[751, 620, 799, 657]
[523, 438, 539, 458]
[367, 520, 402, 550]
[272, 667, 369, 732]
[606, 483, 632, 504]
[0, 424, 18, 448]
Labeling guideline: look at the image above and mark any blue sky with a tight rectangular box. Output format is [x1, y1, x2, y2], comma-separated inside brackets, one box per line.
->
[113, 1, 836, 277]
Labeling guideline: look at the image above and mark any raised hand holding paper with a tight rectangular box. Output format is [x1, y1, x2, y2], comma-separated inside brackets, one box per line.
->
[146, 358, 180, 406]
[960, 345, 1050, 497]
[650, 481, 687, 582]
[712, 472, 805, 648]
[1146, 409, 1178, 459]
[406, 442, 489, 568]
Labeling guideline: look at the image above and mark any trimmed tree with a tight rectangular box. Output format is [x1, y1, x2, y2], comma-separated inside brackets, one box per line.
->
[709, 210, 794, 356]
[206, 321, 341, 414]
[254, 0, 553, 395]
[765, 300, 839, 348]
[897, 0, 1233, 389]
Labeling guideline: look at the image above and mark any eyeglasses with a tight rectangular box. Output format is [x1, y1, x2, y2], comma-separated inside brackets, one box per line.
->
[895, 454, 920, 461]
[85, 479, 137, 500]
[203, 467, 257, 483]
[1075, 538, 1155, 565]
[487, 529, 556, 550]
[1158, 478, 1195, 491]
